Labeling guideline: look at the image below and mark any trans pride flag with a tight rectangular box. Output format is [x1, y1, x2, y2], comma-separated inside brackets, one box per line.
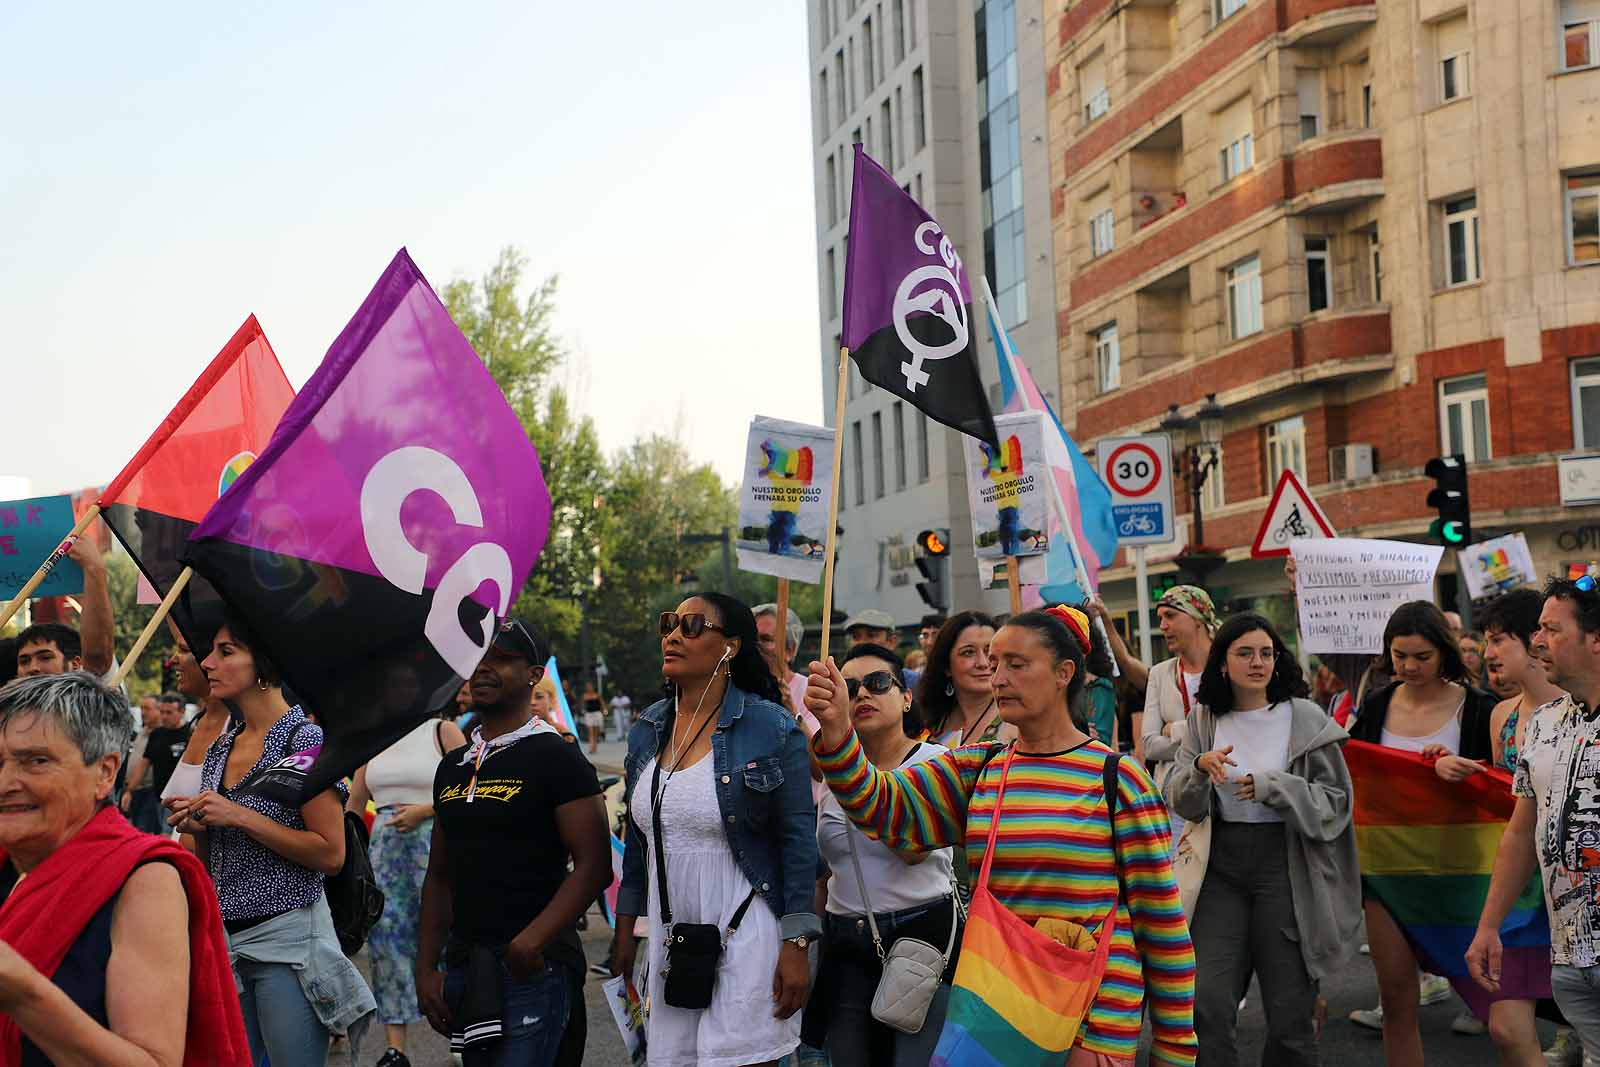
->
[1346, 740, 1551, 1016]
[186, 249, 551, 796]
[984, 293, 1117, 602]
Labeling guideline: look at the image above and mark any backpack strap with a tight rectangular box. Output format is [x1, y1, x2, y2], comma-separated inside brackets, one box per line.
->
[1103, 752, 1125, 926]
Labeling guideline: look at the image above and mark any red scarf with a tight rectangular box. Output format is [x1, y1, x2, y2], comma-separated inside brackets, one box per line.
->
[0, 806, 249, 1065]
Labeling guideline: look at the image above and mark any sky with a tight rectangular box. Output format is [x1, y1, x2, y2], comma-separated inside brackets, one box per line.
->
[0, 2, 823, 497]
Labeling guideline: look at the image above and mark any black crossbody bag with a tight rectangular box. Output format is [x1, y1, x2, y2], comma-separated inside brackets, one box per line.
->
[650, 753, 757, 1009]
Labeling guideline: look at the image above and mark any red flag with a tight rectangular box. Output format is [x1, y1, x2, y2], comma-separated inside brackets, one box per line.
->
[101, 316, 295, 652]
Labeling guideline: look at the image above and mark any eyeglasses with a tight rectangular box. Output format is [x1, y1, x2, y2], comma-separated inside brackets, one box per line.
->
[659, 612, 728, 639]
[1229, 647, 1277, 662]
[845, 670, 901, 699]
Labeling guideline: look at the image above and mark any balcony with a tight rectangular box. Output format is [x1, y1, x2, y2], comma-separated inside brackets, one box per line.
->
[1287, 133, 1383, 215]
[1284, 1, 1378, 47]
[1130, 116, 1185, 232]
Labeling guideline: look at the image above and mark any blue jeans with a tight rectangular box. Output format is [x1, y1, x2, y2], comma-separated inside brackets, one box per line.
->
[444, 959, 583, 1067]
[235, 957, 330, 1067]
[1551, 964, 1600, 1060]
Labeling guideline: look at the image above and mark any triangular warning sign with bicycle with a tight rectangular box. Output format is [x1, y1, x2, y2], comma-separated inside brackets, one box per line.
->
[1251, 470, 1336, 559]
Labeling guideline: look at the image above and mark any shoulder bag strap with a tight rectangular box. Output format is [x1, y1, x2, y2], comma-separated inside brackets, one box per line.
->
[650, 755, 674, 928]
[1101, 752, 1124, 934]
[972, 742, 1018, 898]
[841, 820, 885, 959]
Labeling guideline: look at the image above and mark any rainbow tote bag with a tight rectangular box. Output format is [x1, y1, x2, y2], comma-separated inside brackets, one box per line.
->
[930, 746, 1118, 1067]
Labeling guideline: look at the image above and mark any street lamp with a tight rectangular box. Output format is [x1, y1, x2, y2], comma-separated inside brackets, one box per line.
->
[1160, 393, 1226, 547]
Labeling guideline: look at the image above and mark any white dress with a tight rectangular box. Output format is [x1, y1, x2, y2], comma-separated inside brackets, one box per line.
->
[629, 755, 800, 1067]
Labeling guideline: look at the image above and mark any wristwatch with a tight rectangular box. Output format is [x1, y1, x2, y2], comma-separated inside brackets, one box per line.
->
[785, 934, 812, 950]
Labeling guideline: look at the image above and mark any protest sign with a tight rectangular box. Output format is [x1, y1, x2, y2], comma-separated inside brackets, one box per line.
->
[1292, 538, 1444, 655]
[602, 975, 647, 1064]
[1460, 532, 1538, 600]
[735, 415, 835, 584]
[962, 410, 1050, 563]
[0, 496, 84, 600]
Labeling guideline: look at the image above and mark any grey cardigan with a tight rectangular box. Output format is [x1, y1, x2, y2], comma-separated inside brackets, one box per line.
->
[1164, 697, 1363, 984]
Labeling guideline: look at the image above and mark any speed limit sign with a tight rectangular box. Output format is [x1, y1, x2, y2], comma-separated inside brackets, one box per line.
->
[1096, 434, 1175, 546]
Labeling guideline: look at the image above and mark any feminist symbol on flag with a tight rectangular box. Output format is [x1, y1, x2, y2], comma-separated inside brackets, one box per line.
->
[893, 221, 969, 392]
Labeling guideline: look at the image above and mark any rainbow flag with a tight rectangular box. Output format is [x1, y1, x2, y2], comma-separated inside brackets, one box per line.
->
[1346, 740, 1550, 1015]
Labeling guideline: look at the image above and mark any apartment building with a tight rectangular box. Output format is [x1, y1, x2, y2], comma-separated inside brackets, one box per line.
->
[808, 0, 1061, 627]
[1048, 0, 1600, 621]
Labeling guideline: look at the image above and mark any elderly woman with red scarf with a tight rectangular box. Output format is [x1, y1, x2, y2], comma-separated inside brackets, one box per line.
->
[0, 672, 246, 1066]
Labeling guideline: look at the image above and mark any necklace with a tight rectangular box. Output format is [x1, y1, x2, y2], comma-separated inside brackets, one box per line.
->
[958, 698, 998, 747]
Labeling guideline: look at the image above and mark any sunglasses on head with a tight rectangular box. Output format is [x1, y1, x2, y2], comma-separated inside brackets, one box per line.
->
[659, 612, 728, 639]
[846, 670, 901, 699]
[1578, 575, 1598, 593]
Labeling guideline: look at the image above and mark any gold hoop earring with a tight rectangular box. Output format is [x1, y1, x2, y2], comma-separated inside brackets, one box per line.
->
[256, 677, 269, 691]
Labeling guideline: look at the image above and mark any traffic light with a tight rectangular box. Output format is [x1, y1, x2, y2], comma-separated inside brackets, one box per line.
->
[914, 528, 950, 612]
[1425, 454, 1471, 546]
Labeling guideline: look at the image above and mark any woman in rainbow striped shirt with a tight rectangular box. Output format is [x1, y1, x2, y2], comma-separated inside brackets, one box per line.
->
[806, 608, 1198, 1067]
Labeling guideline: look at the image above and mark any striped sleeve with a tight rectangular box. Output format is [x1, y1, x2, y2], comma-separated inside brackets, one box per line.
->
[813, 729, 987, 852]
[1114, 759, 1197, 1066]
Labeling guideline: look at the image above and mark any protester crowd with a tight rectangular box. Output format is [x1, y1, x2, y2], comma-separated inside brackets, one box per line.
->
[9, 544, 1600, 1067]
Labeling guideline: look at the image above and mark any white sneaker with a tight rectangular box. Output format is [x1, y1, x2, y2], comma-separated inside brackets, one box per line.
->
[1545, 1026, 1585, 1066]
[1451, 1010, 1487, 1035]
[1349, 1004, 1384, 1030]
[1419, 973, 1453, 1006]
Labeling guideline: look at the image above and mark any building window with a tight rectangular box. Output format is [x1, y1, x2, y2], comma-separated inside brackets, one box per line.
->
[1370, 229, 1383, 302]
[826, 248, 838, 318]
[871, 411, 885, 498]
[834, 50, 846, 117]
[1566, 173, 1600, 266]
[1436, 15, 1471, 103]
[863, 17, 875, 89]
[912, 67, 926, 150]
[1265, 416, 1307, 486]
[1080, 51, 1109, 123]
[1440, 373, 1491, 462]
[916, 411, 930, 482]
[893, 0, 906, 63]
[1088, 189, 1114, 258]
[893, 402, 907, 490]
[1094, 323, 1121, 393]
[1444, 195, 1481, 286]
[1306, 236, 1331, 313]
[1226, 255, 1263, 340]
[1573, 358, 1600, 449]
[881, 99, 894, 169]
[1297, 70, 1322, 140]
[818, 70, 830, 133]
[852, 420, 866, 505]
[1202, 445, 1226, 513]
[826, 155, 838, 226]
[847, 37, 857, 111]
[978, 0, 1028, 328]
[1216, 0, 1248, 23]
[1217, 96, 1254, 183]
[1565, 1, 1600, 70]
[1363, 83, 1374, 128]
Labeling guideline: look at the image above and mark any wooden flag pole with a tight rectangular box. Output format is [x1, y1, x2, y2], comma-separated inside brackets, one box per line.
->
[109, 566, 193, 688]
[775, 577, 790, 671]
[1005, 557, 1023, 615]
[0, 504, 102, 632]
[818, 347, 850, 664]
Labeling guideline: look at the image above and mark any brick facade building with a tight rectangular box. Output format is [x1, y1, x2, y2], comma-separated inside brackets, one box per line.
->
[1047, 0, 1600, 623]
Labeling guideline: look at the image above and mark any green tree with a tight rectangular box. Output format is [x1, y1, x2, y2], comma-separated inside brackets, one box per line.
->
[440, 248, 564, 427]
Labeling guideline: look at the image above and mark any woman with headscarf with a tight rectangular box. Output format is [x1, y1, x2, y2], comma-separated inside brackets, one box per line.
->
[807, 606, 1197, 1066]
[611, 592, 820, 1067]
[1140, 587, 1219, 834]
[0, 672, 249, 1065]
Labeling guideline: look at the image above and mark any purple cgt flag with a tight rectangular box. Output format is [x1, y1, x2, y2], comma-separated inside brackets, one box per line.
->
[841, 144, 997, 449]
[185, 248, 551, 796]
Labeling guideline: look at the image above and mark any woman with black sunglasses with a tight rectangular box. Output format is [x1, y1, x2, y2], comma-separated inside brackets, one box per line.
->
[801, 643, 958, 1067]
[611, 592, 820, 1067]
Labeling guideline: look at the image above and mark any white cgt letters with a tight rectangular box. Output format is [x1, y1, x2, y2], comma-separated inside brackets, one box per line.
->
[893, 220, 969, 392]
[359, 446, 513, 678]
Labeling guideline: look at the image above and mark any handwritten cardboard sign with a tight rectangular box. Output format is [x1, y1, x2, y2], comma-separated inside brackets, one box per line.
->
[0, 495, 84, 600]
[1291, 538, 1443, 655]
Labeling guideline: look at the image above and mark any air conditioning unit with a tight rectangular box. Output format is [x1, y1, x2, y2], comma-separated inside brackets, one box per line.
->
[1329, 443, 1376, 482]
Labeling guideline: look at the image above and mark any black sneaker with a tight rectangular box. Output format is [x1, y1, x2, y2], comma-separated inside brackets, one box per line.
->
[375, 1049, 412, 1067]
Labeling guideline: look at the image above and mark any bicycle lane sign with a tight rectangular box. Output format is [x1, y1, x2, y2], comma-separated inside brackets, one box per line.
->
[1096, 434, 1176, 546]
[1250, 469, 1336, 559]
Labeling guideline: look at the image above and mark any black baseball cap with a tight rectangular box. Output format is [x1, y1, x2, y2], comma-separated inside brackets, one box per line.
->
[490, 618, 545, 665]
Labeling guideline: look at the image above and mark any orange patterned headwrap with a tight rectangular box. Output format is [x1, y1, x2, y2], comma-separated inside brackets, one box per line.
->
[1044, 604, 1092, 654]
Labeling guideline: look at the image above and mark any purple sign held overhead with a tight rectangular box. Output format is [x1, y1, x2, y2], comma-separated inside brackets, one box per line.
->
[186, 248, 551, 796]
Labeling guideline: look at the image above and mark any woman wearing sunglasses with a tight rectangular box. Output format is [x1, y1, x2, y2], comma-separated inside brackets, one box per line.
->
[800, 643, 958, 1067]
[1164, 613, 1360, 1067]
[611, 592, 820, 1067]
[807, 607, 1197, 1067]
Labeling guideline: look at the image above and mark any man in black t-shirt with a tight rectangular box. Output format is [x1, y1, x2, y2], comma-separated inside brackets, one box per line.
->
[417, 620, 610, 1066]
[127, 693, 191, 801]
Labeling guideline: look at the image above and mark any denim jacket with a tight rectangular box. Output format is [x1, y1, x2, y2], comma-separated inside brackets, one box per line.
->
[618, 683, 822, 941]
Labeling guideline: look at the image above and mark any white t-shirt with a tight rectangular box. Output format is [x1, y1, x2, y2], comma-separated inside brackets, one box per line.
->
[1212, 703, 1292, 824]
[609, 695, 631, 714]
[819, 741, 955, 916]
[1514, 694, 1600, 968]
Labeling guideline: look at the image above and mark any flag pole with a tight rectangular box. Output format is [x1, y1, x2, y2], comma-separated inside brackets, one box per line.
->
[0, 505, 102, 632]
[110, 566, 193, 688]
[978, 277, 1112, 647]
[818, 347, 850, 664]
[775, 577, 790, 671]
[1005, 558, 1023, 615]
